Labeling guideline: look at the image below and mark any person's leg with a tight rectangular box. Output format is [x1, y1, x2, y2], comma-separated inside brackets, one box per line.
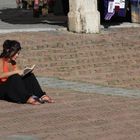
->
[5, 74, 33, 103]
[22, 0, 28, 9]
[23, 73, 54, 103]
[22, 73, 45, 98]
[6, 74, 42, 105]
[33, 0, 40, 17]
[16, 0, 22, 8]
[0, 83, 7, 100]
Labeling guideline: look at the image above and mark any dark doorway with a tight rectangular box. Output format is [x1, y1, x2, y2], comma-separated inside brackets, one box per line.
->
[62, 0, 69, 16]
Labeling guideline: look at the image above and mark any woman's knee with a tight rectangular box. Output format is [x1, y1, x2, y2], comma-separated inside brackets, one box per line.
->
[23, 72, 36, 80]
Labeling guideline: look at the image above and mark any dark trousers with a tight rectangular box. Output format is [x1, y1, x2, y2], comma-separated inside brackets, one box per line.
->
[0, 73, 45, 103]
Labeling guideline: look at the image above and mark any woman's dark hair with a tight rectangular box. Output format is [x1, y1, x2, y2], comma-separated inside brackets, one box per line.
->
[0, 40, 21, 65]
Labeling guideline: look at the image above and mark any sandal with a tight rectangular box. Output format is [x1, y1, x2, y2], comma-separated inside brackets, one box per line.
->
[39, 94, 54, 103]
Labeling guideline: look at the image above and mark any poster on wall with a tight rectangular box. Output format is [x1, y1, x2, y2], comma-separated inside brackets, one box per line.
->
[104, 0, 126, 20]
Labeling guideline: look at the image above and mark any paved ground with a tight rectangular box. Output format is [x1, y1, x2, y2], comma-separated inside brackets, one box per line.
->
[0, 87, 140, 140]
[1, 28, 140, 89]
[0, 29, 140, 140]
[0, 1, 140, 140]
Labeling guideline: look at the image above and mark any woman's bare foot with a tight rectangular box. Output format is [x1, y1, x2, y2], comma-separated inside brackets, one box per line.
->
[27, 96, 41, 105]
[40, 94, 54, 103]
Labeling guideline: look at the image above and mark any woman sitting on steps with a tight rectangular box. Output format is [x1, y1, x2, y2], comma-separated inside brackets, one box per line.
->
[0, 39, 54, 105]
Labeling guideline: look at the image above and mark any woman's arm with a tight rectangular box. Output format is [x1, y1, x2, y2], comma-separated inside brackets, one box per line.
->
[0, 70, 23, 79]
[0, 59, 23, 78]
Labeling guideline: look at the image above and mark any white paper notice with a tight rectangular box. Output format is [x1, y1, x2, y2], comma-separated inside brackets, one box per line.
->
[114, 0, 125, 9]
[108, 2, 115, 13]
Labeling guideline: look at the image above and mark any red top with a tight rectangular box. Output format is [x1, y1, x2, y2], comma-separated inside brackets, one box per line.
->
[0, 59, 16, 83]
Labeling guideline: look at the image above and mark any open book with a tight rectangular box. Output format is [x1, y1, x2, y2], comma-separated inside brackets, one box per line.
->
[22, 64, 36, 76]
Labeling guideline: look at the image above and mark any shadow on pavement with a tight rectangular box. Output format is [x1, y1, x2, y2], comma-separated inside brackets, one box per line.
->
[0, 8, 67, 27]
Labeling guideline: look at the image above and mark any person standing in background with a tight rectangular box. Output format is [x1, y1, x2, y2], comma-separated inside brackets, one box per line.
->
[16, 0, 22, 8]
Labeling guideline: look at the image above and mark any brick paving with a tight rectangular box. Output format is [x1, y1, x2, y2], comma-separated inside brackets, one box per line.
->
[0, 28, 140, 140]
[0, 1, 140, 140]
[0, 88, 140, 140]
[1, 28, 140, 89]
